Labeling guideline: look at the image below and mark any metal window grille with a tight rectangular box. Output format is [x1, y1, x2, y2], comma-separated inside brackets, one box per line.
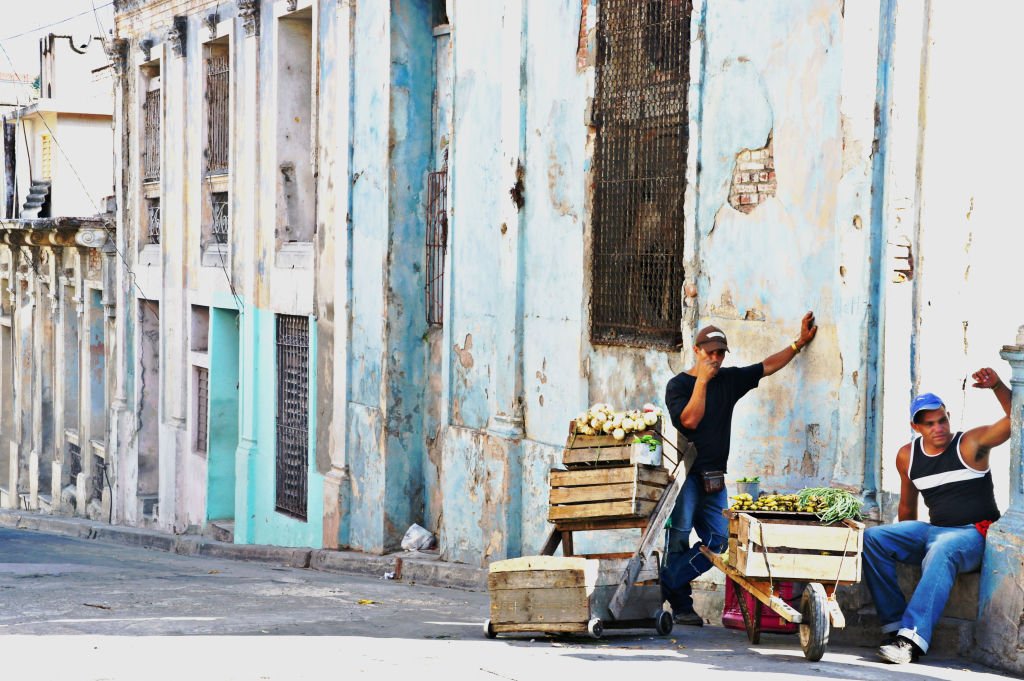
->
[67, 441, 81, 482]
[205, 52, 229, 175]
[425, 151, 448, 326]
[147, 197, 161, 244]
[591, 0, 690, 348]
[195, 366, 209, 453]
[211, 192, 229, 243]
[142, 89, 161, 182]
[275, 315, 308, 520]
[92, 455, 105, 501]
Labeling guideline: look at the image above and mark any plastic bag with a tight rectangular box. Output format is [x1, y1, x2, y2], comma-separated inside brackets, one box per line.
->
[401, 523, 436, 551]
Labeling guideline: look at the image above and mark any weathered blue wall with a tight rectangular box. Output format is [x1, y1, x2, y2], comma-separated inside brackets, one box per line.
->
[341, 0, 432, 554]
[426, 0, 878, 565]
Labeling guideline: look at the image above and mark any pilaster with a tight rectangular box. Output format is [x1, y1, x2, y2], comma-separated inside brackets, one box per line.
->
[975, 327, 1024, 674]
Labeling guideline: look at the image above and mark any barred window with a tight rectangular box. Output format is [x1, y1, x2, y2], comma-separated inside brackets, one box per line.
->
[275, 315, 309, 520]
[146, 197, 161, 244]
[205, 47, 229, 175]
[142, 89, 161, 182]
[591, 0, 690, 348]
[195, 366, 209, 454]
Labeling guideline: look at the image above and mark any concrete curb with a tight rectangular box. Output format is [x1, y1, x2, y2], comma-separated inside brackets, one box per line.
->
[0, 510, 486, 591]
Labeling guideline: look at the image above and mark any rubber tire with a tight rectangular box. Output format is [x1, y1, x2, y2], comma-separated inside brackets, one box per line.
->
[483, 619, 497, 639]
[655, 610, 674, 636]
[798, 583, 830, 662]
[588, 618, 604, 639]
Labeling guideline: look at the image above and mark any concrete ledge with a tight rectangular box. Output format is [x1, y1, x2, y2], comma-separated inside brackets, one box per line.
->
[311, 549, 487, 591]
[0, 510, 484, 591]
[92, 524, 177, 551]
[196, 540, 312, 568]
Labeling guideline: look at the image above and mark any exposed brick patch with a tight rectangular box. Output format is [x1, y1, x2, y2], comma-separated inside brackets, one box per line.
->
[577, 0, 591, 71]
[728, 134, 777, 213]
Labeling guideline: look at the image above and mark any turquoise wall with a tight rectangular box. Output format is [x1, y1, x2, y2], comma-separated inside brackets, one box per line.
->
[242, 306, 323, 548]
[206, 307, 240, 521]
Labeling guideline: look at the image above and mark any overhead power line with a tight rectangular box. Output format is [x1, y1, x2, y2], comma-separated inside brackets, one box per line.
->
[2, 2, 115, 43]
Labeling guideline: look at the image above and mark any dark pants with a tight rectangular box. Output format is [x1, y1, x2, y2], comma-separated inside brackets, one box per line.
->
[661, 473, 729, 613]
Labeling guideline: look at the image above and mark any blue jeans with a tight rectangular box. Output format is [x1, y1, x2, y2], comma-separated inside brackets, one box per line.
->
[862, 520, 984, 653]
[660, 473, 729, 613]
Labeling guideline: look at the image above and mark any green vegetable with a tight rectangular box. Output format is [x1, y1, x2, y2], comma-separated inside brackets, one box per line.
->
[796, 487, 863, 524]
[632, 434, 661, 452]
[736, 476, 761, 483]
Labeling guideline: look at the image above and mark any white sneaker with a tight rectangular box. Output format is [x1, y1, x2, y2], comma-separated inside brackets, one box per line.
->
[878, 638, 917, 664]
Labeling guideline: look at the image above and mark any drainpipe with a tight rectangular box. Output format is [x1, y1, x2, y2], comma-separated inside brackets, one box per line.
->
[975, 327, 1024, 672]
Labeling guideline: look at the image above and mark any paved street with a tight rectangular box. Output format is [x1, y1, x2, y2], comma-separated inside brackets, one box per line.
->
[0, 527, 1014, 680]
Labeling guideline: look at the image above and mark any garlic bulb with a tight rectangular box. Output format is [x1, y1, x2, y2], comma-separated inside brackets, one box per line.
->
[612, 428, 625, 441]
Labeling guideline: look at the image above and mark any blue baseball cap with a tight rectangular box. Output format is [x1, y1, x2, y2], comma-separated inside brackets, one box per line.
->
[910, 392, 944, 421]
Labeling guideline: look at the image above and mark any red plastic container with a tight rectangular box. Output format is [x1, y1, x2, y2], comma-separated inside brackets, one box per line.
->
[722, 578, 799, 634]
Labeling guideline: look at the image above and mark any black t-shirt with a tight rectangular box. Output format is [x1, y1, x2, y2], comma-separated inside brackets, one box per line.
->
[664, 364, 764, 474]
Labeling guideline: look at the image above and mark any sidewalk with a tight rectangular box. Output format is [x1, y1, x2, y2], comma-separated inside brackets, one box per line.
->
[0, 509, 486, 592]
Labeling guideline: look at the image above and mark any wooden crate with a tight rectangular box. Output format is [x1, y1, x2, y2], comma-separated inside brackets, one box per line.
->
[562, 418, 663, 468]
[727, 512, 864, 583]
[548, 465, 669, 522]
[488, 555, 662, 634]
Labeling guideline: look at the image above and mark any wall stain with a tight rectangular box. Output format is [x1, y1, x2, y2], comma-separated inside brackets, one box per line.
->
[454, 333, 474, 369]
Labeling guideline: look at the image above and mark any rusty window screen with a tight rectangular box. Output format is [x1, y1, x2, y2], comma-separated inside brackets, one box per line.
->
[147, 197, 161, 244]
[67, 441, 81, 481]
[590, 0, 690, 348]
[142, 89, 161, 182]
[275, 315, 308, 520]
[92, 455, 105, 501]
[425, 152, 448, 326]
[195, 366, 209, 454]
[211, 191, 229, 244]
[205, 51, 229, 175]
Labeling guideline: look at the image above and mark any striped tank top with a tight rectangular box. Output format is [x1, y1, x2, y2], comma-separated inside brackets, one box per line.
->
[909, 432, 1000, 527]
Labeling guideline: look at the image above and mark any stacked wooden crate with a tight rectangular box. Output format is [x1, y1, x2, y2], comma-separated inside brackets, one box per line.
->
[486, 555, 664, 637]
[727, 512, 864, 583]
[548, 418, 667, 524]
[484, 417, 680, 639]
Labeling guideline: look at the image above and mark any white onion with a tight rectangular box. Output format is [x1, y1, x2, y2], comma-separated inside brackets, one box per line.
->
[612, 428, 625, 441]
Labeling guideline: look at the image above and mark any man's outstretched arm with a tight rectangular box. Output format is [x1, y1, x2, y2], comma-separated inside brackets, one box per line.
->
[963, 367, 1012, 466]
[762, 311, 818, 377]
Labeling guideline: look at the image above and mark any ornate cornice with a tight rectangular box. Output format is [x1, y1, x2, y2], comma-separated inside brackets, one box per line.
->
[139, 38, 154, 62]
[204, 13, 219, 38]
[168, 15, 188, 57]
[286, 0, 297, 11]
[104, 37, 129, 76]
[238, 0, 260, 37]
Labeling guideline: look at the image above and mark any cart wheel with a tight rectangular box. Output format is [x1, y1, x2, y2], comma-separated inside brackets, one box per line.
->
[483, 619, 497, 639]
[587, 618, 604, 639]
[655, 610, 674, 636]
[798, 583, 830, 662]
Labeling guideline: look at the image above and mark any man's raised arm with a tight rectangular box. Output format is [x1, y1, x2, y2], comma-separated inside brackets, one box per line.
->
[762, 311, 819, 377]
[963, 367, 1012, 465]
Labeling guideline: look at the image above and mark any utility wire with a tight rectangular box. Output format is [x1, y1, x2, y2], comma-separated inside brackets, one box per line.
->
[1, 3, 114, 43]
[0, 36, 154, 308]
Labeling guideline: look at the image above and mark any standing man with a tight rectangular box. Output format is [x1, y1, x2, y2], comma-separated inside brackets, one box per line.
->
[661, 312, 818, 625]
[866, 368, 1010, 664]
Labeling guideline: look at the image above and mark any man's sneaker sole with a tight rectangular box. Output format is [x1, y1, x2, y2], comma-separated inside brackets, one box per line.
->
[673, 613, 704, 627]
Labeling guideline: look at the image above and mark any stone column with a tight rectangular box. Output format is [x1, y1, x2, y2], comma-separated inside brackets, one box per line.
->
[976, 325, 1024, 674]
[232, 0, 261, 544]
[486, 0, 527, 559]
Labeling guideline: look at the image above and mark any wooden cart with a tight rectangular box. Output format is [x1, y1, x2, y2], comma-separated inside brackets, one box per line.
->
[484, 421, 688, 639]
[700, 510, 864, 661]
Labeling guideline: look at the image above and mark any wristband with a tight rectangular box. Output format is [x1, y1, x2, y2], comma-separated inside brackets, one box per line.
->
[790, 342, 801, 353]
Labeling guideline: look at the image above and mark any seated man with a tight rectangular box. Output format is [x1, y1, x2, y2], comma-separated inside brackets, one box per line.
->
[865, 367, 1010, 664]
